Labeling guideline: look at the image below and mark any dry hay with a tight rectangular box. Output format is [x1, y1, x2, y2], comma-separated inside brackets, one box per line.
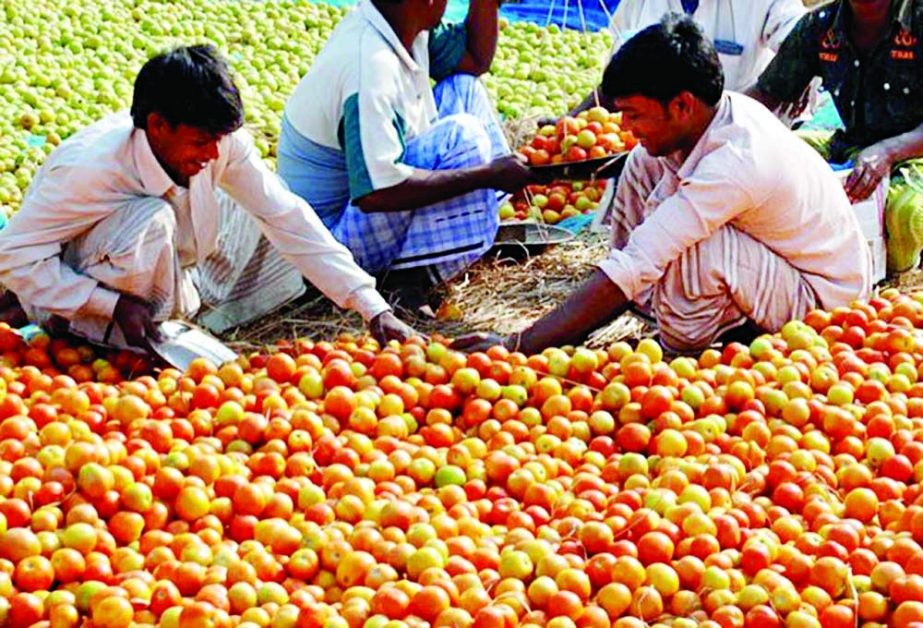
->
[218, 234, 923, 356]
[502, 115, 545, 152]
[435, 231, 649, 342]
[883, 268, 923, 292]
[222, 230, 651, 353]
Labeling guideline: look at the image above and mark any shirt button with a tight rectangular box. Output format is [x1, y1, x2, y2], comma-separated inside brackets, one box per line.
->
[905, 87, 911, 94]
[819, 10, 826, 17]
[854, 60, 860, 67]
[884, 83, 891, 90]
[834, 88, 840, 96]
[851, 100, 856, 106]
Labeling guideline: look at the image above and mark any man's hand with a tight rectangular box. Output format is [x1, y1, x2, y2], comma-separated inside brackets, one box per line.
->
[0, 290, 27, 328]
[113, 294, 161, 350]
[845, 144, 893, 202]
[778, 86, 812, 123]
[369, 311, 420, 345]
[486, 154, 537, 193]
[451, 331, 511, 353]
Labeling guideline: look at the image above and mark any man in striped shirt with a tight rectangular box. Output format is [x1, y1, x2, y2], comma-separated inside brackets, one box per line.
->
[0, 45, 416, 351]
[455, 15, 870, 355]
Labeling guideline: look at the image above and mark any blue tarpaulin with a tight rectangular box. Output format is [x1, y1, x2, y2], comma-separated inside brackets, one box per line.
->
[312, 0, 620, 31]
[498, 0, 619, 31]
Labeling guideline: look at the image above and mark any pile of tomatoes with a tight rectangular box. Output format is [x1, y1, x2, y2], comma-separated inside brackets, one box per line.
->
[1, 289, 923, 627]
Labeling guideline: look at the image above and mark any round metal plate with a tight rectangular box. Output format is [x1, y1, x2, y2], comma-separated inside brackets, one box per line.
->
[494, 222, 576, 247]
[149, 320, 237, 371]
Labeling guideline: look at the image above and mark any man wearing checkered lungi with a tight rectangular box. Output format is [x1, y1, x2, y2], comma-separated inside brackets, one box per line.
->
[278, 0, 535, 310]
[455, 16, 871, 355]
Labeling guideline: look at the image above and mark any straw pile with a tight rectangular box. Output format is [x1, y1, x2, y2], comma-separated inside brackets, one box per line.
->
[223, 223, 923, 355]
[503, 115, 546, 152]
[223, 230, 651, 353]
[884, 268, 923, 292]
[433, 232, 649, 342]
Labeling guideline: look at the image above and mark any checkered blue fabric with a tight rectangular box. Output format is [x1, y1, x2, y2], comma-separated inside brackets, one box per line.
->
[332, 74, 509, 280]
[434, 74, 510, 161]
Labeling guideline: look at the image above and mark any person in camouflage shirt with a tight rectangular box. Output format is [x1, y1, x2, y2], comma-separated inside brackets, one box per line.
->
[747, 0, 923, 273]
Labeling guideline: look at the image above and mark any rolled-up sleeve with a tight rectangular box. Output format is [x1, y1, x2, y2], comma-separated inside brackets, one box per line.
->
[0, 166, 121, 320]
[597, 154, 755, 301]
[218, 131, 390, 322]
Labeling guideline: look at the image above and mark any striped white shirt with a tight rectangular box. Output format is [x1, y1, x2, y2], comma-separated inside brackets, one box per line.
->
[0, 112, 390, 323]
[599, 93, 871, 310]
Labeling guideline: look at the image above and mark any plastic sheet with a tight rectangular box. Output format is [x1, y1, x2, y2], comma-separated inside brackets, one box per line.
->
[500, 0, 619, 31]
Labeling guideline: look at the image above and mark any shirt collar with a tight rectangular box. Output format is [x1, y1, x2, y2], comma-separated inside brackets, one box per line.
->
[833, 0, 913, 37]
[358, 0, 422, 72]
[132, 127, 174, 197]
[675, 92, 731, 179]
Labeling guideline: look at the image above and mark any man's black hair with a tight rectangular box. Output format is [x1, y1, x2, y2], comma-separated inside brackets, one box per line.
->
[131, 44, 244, 135]
[601, 13, 724, 106]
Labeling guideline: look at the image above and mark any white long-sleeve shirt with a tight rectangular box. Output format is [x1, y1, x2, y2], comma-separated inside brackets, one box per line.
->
[609, 0, 805, 91]
[0, 112, 390, 323]
[599, 93, 871, 310]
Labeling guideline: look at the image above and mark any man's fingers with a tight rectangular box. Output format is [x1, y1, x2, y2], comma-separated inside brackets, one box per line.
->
[406, 327, 430, 343]
[854, 167, 882, 201]
[123, 327, 148, 349]
[848, 181, 870, 202]
[448, 334, 484, 351]
[844, 167, 865, 194]
[790, 90, 809, 117]
[450, 333, 494, 353]
[146, 320, 164, 344]
[851, 181, 874, 202]
[386, 324, 411, 343]
[118, 315, 144, 345]
[845, 165, 875, 198]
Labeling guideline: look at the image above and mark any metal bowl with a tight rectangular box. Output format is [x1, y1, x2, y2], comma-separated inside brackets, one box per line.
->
[490, 222, 576, 259]
[149, 320, 237, 371]
[494, 221, 576, 246]
[529, 152, 628, 181]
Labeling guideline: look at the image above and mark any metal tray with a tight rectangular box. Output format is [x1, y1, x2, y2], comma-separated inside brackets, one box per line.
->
[494, 221, 576, 247]
[149, 320, 237, 371]
[529, 152, 628, 181]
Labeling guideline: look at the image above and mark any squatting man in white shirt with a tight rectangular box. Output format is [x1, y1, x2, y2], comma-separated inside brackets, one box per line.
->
[455, 15, 872, 355]
[0, 44, 417, 352]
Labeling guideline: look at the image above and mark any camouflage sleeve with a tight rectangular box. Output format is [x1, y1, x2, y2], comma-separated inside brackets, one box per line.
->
[756, 12, 820, 102]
